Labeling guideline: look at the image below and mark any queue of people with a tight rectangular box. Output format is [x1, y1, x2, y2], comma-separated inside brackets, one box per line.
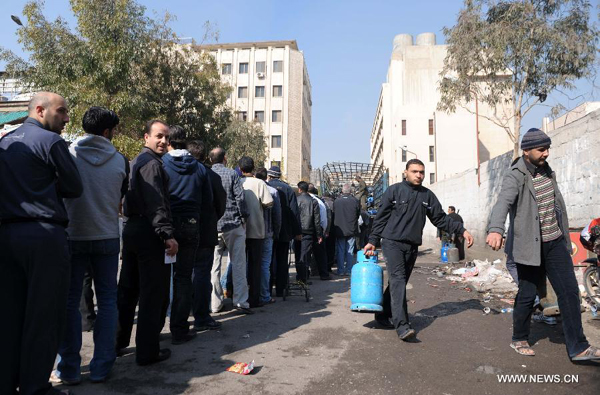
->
[0, 92, 369, 394]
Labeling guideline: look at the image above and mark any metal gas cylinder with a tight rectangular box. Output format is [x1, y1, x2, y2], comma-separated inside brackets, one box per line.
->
[448, 245, 460, 263]
[351, 251, 383, 312]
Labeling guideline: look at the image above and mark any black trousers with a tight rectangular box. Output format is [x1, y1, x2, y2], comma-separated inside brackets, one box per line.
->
[0, 222, 71, 395]
[116, 219, 171, 364]
[325, 234, 336, 271]
[377, 239, 418, 335]
[297, 234, 314, 282]
[512, 236, 589, 357]
[274, 241, 291, 296]
[312, 238, 329, 278]
[246, 238, 264, 308]
[170, 215, 199, 339]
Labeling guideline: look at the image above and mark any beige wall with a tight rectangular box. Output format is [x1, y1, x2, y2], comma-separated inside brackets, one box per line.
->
[370, 34, 513, 185]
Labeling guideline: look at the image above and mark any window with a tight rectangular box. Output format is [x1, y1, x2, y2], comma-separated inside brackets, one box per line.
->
[271, 160, 281, 169]
[256, 61, 266, 73]
[221, 63, 232, 75]
[238, 87, 248, 99]
[273, 85, 283, 97]
[429, 146, 435, 162]
[428, 119, 434, 135]
[401, 149, 407, 162]
[255, 86, 265, 98]
[271, 135, 282, 148]
[254, 111, 264, 122]
[430, 173, 436, 184]
[273, 60, 283, 73]
[237, 111, 247, 121]
[272, 110, 282, 122]
[402, 120, 407, 135]
[239, 62, 248, 74]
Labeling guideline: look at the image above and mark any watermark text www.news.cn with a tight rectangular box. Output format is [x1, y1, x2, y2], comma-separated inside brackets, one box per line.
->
[497, 374, 579, 384]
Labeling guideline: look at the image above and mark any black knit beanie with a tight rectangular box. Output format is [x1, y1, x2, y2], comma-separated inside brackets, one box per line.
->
[520, 128, 551, 150]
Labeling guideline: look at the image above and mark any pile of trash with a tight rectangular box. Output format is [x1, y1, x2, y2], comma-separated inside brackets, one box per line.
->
[444, 259, 518, 294]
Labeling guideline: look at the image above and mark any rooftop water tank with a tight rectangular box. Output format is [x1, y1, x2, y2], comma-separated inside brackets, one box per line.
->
[416, 32, 436, 46]
[392, 34, 413, 52]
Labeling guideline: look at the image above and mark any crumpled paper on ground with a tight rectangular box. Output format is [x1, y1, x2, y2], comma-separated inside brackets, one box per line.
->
[227, 360, 255, 375]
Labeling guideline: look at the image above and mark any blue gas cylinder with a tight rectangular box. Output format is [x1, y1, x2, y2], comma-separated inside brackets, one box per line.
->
[351, 251, 383, 312]
[441, 242, 449, 263]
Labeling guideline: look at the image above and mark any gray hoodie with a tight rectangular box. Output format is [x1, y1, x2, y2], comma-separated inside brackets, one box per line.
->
[64, 134, 129, 241]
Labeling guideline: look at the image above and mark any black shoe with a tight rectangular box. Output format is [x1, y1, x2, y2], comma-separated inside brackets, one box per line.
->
[137, 348, 171, 366]
[194, 320, 222, 331]
[172, 331, 197, 345]
[375, 315, 395, 329]
[320, 276, 332, 281]
[398, 328, 416, 341]
[234, 306, 254, 315]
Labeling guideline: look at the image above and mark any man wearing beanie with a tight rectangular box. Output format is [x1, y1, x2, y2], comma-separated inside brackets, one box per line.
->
[486, 128, 599, 361]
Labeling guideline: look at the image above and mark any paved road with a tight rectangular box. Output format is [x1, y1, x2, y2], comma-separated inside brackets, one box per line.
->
[55, 246, 600, 394]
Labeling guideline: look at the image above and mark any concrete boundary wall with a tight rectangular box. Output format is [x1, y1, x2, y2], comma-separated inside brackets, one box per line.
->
[423, 109, 600, 246]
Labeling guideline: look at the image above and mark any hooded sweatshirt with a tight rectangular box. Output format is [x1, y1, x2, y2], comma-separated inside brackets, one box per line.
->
[64, 134, 129, 240]
[162, 149, 207, 217]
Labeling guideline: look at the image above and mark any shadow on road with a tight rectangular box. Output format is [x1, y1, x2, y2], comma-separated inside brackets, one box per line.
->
[56, 274, 351, 394]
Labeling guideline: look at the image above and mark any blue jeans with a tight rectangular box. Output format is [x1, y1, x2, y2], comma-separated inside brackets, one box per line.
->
[336, 236, 356, 275]
[57, 238, 120, 382]
[193, 247, 215, 325]
[260, 238, 274, 302]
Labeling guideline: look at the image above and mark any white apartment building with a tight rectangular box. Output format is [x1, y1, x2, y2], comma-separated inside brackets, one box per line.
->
[370, 33, 513, 186]
[196, 40, 312, 185]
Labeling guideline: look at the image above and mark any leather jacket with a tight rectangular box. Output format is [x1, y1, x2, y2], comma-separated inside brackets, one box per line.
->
[297, 192, 322, 237]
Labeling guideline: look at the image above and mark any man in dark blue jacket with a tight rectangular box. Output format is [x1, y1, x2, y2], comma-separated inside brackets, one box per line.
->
[188, 140, 226, 331]
[267, 166, 302, 296]
[0, 92, 83, 395]
[162, 126, 210, 344]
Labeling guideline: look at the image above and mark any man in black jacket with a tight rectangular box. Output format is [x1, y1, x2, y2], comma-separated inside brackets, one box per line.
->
[333, 184, 361, 276]
[117, 120, 178, 366]
[0, 92, 83, 395]
[364, 159, 473, 341]
[267, 166, 302, 295]
[296, 181, 322, 283]
[188, 141, 226, 331]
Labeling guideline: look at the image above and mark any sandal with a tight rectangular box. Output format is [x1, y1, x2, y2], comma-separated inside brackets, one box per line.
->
[510, 341, 535, 356]
[572, 346, 600, 361]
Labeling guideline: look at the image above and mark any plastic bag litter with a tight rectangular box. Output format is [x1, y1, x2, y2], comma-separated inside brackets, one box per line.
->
[227, 360, 255, 375]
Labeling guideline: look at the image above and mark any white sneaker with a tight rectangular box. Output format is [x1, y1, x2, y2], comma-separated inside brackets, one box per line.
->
[532, 312, 557, 325]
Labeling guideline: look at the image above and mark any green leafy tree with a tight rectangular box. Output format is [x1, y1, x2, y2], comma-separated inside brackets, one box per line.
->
[438, 0, 598, 158]
[1, 0, 231, 154]
[220, 118, 268, 168]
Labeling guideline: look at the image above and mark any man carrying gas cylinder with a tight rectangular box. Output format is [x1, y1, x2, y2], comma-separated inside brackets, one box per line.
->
[363, 159, 474, 341]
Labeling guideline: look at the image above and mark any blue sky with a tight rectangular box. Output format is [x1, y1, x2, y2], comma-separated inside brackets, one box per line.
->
[2, 0, 598, 167]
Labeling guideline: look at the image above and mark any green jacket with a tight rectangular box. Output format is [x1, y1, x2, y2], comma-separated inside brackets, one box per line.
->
[487, 157, 570, 266]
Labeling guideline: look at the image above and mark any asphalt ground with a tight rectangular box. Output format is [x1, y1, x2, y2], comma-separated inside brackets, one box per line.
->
[54, 244, 600, 394]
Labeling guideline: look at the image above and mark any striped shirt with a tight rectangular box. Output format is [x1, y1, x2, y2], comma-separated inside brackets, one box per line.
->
[529, 166, 562, 242]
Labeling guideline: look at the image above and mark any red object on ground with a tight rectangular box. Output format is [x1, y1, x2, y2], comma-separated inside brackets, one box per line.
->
[570, 231, 588, 266]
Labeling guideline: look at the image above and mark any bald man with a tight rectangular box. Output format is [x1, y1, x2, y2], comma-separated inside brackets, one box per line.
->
[0, 92, 83, 394]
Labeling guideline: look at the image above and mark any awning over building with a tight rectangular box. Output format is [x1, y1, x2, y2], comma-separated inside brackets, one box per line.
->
[0, 110, 28, 126]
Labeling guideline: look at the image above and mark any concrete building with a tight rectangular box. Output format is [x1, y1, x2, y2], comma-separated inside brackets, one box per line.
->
[196, 40, 312, 185]
[370, 33, 513, 186]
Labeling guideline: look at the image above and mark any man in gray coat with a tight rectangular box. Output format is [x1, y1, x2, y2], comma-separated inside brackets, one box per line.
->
[486, 128, 599, 361]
